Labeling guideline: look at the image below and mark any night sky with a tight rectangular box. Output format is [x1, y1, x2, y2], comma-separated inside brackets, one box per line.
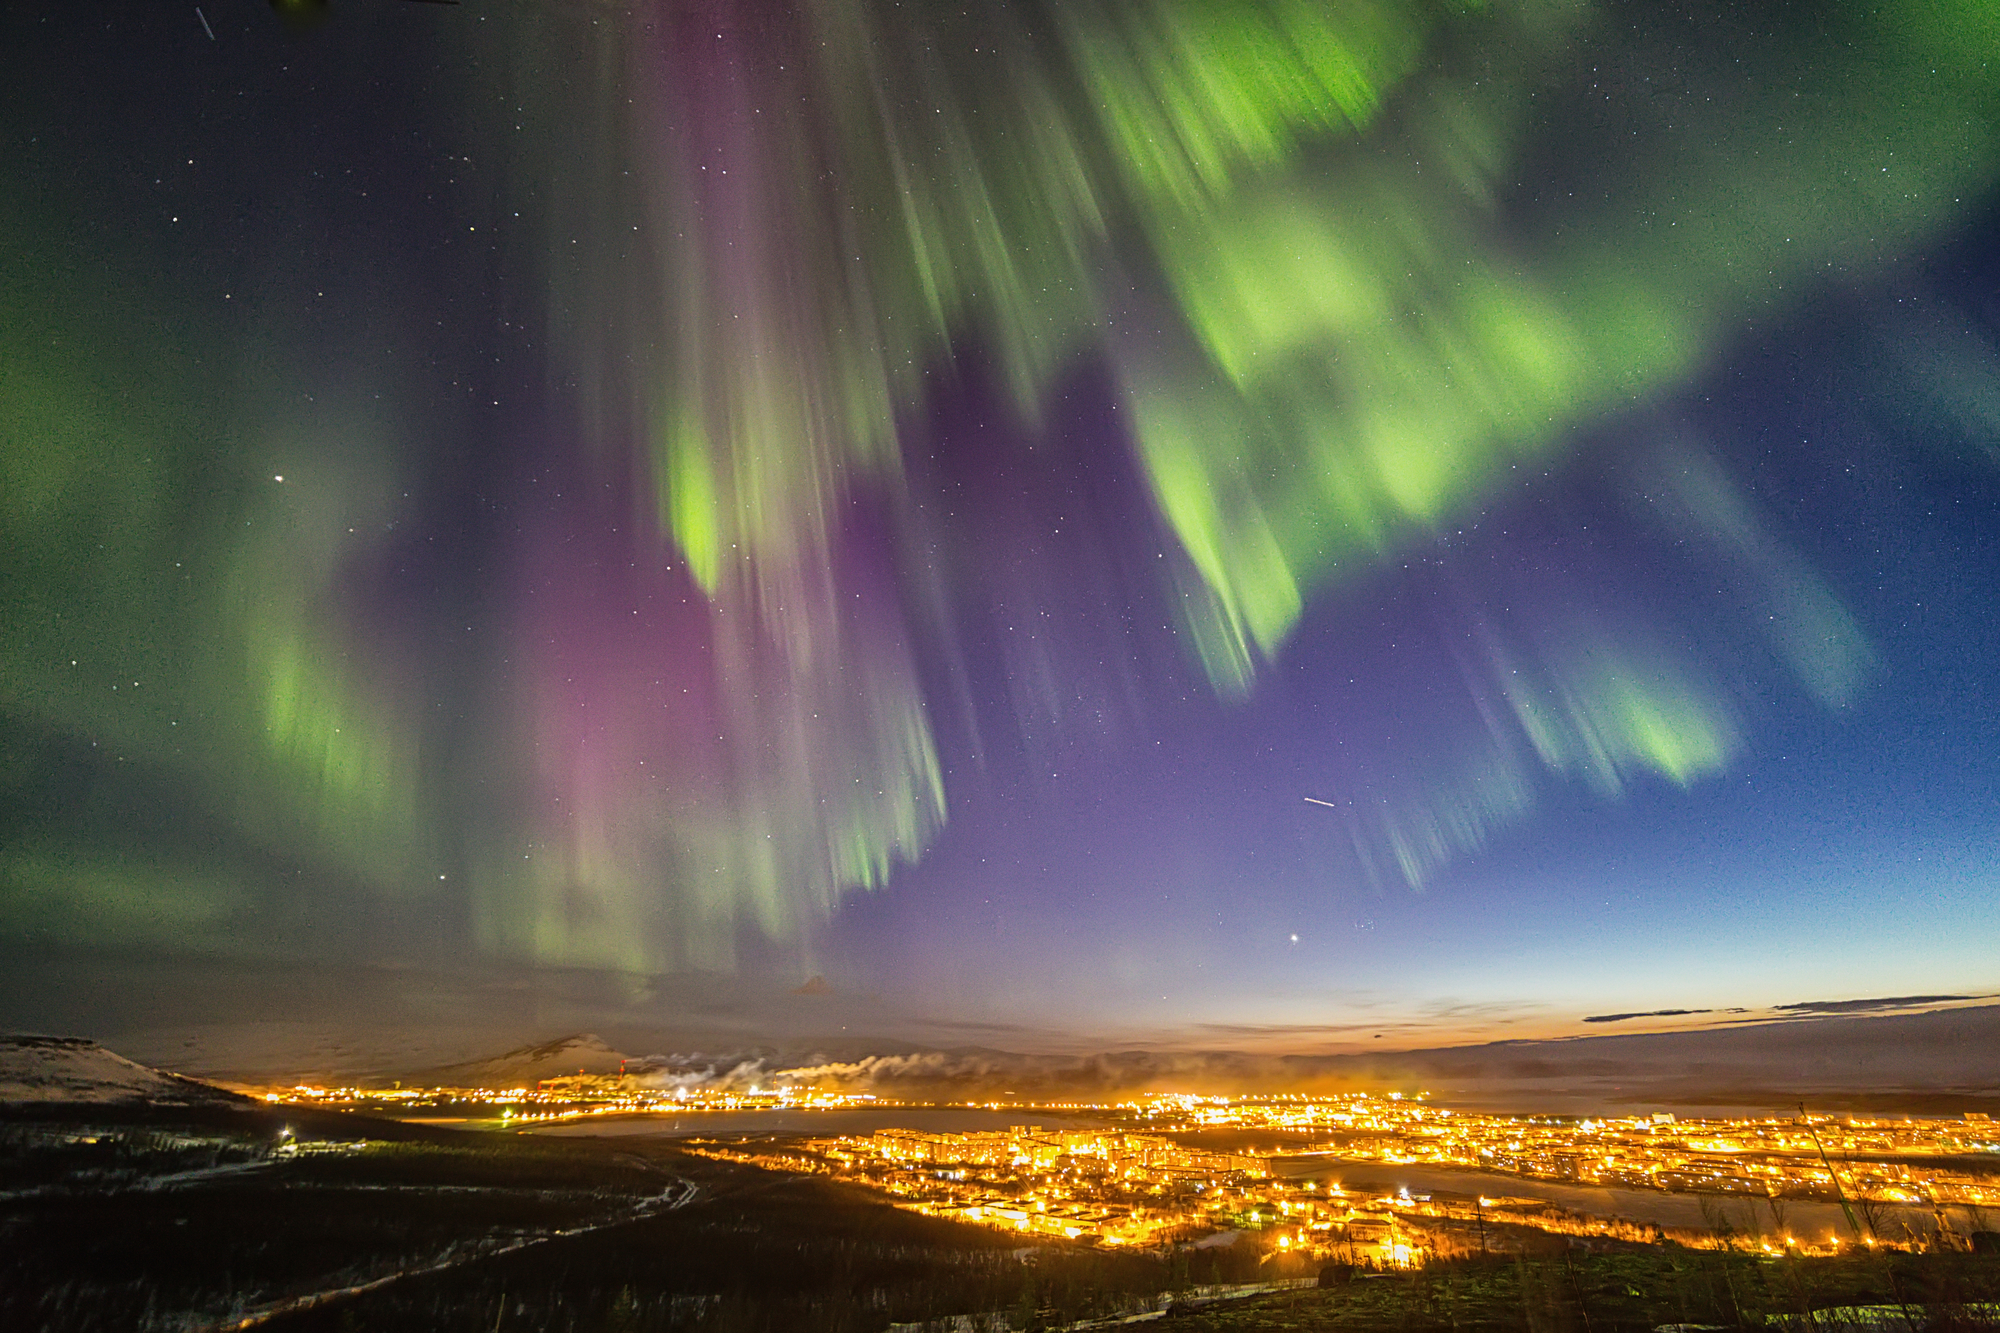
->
[2, 0, 1998, 1064]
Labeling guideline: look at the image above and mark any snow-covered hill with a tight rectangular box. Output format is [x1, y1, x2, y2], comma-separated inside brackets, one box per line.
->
[405, 1033, 634, 1089]
[0, 1035, 246, 1105]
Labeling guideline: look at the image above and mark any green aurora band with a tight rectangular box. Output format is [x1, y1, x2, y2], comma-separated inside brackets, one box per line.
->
[0, 206, 430, 947]
[4, 0, 1998, 970]
[485, 0, 1986, 938]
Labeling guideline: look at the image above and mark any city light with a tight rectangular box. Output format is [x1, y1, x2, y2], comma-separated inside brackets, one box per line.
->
[667, 1095, 1997, 1259]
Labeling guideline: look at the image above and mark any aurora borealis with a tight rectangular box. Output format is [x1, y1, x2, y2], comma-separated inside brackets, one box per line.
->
[3, 0, 1999, 1054]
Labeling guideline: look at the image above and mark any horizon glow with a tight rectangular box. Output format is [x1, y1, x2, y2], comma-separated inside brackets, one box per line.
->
[1, 0, 1997, 1049]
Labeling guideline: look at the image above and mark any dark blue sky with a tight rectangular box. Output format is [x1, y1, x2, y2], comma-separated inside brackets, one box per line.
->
[1, 0, 1996, 1061]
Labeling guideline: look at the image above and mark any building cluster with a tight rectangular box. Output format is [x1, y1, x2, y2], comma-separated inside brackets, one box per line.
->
[1125, 1095, 2000, 1210]
[710, 1123, 1421, 1260]
[266, 1081, 882, 1120]
[263, 1078, 1998, 1258]
[692, 1097, 1998, 1261]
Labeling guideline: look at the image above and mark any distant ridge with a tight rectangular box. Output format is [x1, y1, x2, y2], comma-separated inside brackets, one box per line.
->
[380, 1006, 2000, 1112]
[404, 1033, 632, 1089]
[0, 1035, 247, 1106]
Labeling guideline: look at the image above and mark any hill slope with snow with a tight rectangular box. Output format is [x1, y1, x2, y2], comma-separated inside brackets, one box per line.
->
[405, 1033, 633, 1089]
[0, 1035, 246, 1105]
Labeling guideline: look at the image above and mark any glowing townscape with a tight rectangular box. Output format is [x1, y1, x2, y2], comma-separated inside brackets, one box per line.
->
[261, 1079, 2000, 1260]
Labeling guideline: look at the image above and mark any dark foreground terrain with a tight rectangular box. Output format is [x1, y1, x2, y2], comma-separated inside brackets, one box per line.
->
[1, 1103, 1202, 1331]
[1156, 1250, 2000, 1332]
[4, 1103, 1998, 1332]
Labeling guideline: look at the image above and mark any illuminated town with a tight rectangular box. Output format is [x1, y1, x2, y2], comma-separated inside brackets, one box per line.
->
[262, 1080, 1999, 1261]
[262, 1078, 882, 1123]
[1115, 1093, 2000, 1209]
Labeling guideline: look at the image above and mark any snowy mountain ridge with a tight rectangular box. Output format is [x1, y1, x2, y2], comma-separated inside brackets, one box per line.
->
[0, 1035, 245, 1106]
[404, 1032, 634, 1089]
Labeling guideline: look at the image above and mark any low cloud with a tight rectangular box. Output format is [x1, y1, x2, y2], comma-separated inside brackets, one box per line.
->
[1583, 994, 1991, 1026]
[618, 1047, 1371, 1098]
[1773, 994, 1977, 1016]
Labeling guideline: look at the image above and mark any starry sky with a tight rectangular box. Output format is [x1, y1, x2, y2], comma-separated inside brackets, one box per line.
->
[2, 0, 1998, 1060]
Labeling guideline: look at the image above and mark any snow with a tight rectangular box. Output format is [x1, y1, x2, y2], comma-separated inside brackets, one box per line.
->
[0, 1035, 242, 1105]
[407, 1033, 634, 1089]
